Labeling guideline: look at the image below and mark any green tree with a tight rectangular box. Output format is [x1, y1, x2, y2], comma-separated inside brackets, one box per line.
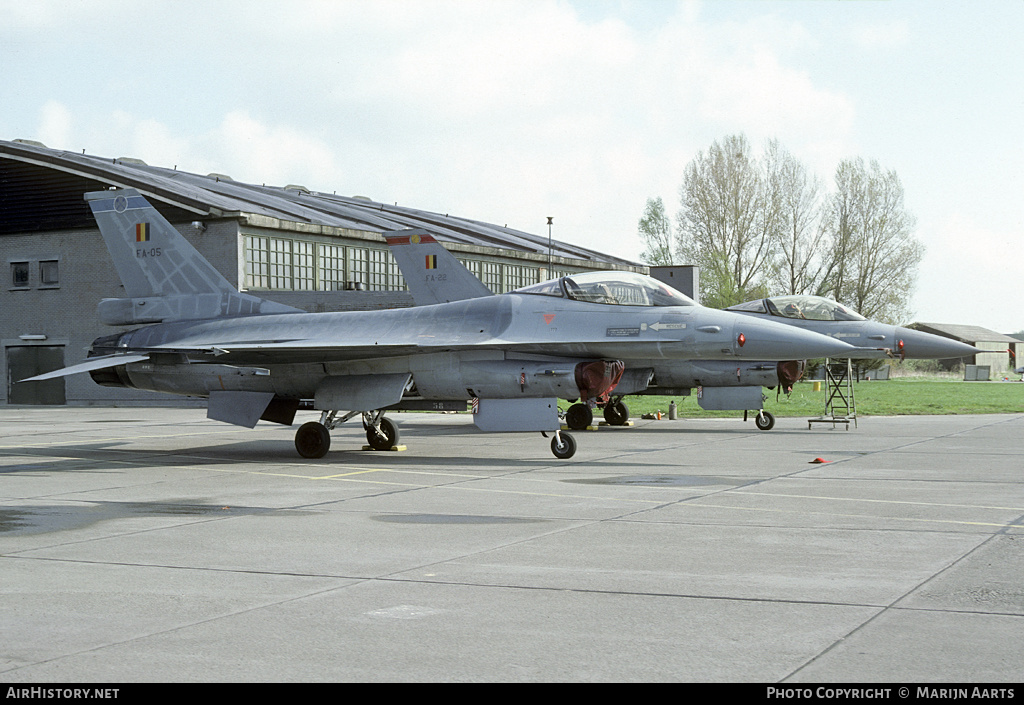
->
[767, 140, 829, 296]
[647, 137, 923, 319]
[637, 196, 675, 265]
[817, 158, 923, 323]
[675, 134, 775, 308]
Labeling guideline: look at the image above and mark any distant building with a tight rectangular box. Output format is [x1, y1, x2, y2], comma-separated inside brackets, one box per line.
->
[648, 265, 700, 302]
[906, 322, 1021, 377]
[1, 138, 642, 405]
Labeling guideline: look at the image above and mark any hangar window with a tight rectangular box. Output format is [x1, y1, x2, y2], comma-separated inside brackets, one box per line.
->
[245, 236, 271, 288]
[480, 262, 502, 293]
[39, 260, 60, 287]
[503, 264, 539, 292]
[11, 261, 30, 289]
[459, 258, 538, 293]
[268, 238, 293, 290]
[368, 248, 405, 291]
[549, 268, 578, 279]
[348, 247, 369, 289]
[293, 241, 314, 290]
[317, 244, 346, 290]
[459, 258, 482, 280]
[245, 236, 404, 292]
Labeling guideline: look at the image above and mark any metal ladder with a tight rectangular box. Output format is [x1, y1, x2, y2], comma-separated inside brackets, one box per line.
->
[808, 358, 857, 430]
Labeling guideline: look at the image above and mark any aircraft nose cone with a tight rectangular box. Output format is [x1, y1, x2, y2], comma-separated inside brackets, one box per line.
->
[895, 328, 980, 359]
[734, 317, 857, 360]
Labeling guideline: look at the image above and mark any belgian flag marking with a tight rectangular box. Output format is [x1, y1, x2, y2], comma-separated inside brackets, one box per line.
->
[425, 254, 437, 269]
[136, 223, 150, 242]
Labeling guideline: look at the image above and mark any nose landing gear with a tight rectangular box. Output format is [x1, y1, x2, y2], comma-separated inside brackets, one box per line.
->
[549, 430, 577, 459]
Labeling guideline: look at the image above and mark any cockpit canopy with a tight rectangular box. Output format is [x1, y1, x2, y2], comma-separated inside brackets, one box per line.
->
[728, 295, 865, 322]
[514, 271, 695, 307]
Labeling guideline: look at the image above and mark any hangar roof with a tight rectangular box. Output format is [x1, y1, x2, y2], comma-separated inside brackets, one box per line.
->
[0, 138, 639, 267]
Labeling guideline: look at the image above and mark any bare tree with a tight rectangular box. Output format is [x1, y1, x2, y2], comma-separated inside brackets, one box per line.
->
[766, 140, 829, 295]
[637, 197, 675, 265]
[645, 137, 923, 320]
[675, 134, 776, 308]
[818, 158, 922, 323]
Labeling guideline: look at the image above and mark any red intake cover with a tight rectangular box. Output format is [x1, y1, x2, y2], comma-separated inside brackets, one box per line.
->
[776, 360, 806, 394]
[575, 360, 625, 404]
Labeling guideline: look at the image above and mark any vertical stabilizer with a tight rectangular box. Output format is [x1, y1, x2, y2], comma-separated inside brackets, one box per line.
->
[384, 229, 493, 305]
[86, 188, 300, 324]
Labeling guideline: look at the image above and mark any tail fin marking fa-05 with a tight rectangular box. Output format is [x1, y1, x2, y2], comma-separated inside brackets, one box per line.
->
[86, 188, 300, 325]
[384, 229, 493, 306]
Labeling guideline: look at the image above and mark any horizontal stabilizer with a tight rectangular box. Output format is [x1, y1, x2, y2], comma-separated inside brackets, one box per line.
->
[18, 354, 150, 383]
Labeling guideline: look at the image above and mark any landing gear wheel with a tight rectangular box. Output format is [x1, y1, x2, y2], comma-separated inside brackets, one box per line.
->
[603, 400, 630, 426]
[565, 403, 593, 430]
[365, 417, 399, 450]
[551, 432, 577, 459]
[295, 422, 331, 458]
[755, 411, 775, 431]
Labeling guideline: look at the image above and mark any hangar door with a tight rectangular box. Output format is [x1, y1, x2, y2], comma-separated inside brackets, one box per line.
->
[6, 345, 66, 405]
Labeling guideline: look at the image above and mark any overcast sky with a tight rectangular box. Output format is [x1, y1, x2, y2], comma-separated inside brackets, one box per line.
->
[3, 0, 1022, 333]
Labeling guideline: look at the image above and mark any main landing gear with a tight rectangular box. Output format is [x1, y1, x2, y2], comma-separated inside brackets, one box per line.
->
[295, 421, 331, 458]
[564, 399, 631, 430]
[294, 409, 400, 458]
[603, 399, 630, 426]
[363, 411, 400, 451]
[295, 407, 576, 461]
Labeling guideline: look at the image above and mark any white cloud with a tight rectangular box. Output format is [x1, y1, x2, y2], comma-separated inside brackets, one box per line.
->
[210, 112, 340, 188]
[37, 100, 73, 149]
[913, 213, 1024, 332]
[852, 21, 910, 49]
[10, 1, 858, 261]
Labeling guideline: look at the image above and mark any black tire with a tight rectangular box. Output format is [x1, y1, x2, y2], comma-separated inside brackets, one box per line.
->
[565, 403, 593, 430]
[755, 411, 775, 431]
[551, 433, 577, 459]
[603, 400, 630, 426]
[366, 417, 399, 450]
[295, 422, 331, 458]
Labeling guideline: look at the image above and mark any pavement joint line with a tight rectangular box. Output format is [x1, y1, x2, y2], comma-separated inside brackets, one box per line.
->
[676, 500, 1024, 529]
[14, 552, 1024, 619]
[0, 454, 681, 505]
[728, 490, 1024, 512]
[8, 449, 1021, 515]
[0, 427, 250, 449]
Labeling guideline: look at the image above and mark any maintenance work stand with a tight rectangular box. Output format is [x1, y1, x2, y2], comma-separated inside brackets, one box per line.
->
[809, 358, 857, 430]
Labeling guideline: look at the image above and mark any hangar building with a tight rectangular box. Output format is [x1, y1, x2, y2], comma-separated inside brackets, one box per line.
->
[906, 322, 1022, 378]
[1, 138, 642, 406]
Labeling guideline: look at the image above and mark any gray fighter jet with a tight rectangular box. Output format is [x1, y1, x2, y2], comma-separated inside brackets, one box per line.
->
[24, 189, 859, 459]
[387, 229, 858, 430]
[388, 233, 980, 431]
[725, 295, 979, 360]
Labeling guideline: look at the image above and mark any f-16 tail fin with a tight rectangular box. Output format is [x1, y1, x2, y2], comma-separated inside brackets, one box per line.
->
[86, 188, 300, 325]
[384, 229, 493, 305]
